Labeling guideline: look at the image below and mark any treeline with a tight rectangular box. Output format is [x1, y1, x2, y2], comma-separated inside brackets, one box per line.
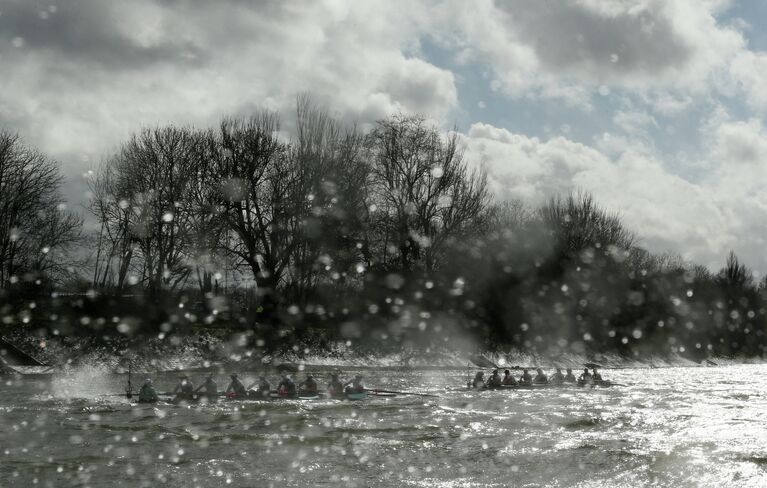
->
[448, 196, 767, 358]
[84, 99, 488, 320]
[1, 99, 766, 358]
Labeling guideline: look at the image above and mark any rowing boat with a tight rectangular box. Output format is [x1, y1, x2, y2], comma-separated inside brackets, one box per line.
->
[464, 380, 615, 391]
[126, 389, 396, 405]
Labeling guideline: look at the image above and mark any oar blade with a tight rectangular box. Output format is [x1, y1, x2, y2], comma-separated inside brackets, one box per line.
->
[274, 362, 299, 373]
[365, 388, 438, 398]
[468, 354, 498, 369]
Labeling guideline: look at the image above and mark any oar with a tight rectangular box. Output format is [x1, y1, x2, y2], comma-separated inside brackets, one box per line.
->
[466, 361, 471, 388]
[468, 354, 499, 369]
[598, 381, 627, 387]
[158, 391, 233, 397]
[364, 388, 439, 398]
[98, 391, 181, 398]
[246, 357, 273, 391]
[126, 358, 133, 400]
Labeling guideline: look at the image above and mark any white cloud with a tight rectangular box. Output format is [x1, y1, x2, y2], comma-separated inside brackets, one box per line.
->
[461, 120, 767, 272]
[0, 0, 457, 170]
[1, 0, 766, 273]
[646, 92, 694, 117]
[730, 51, 767, 113]
[428, 0, 746, 111]
[613, 110, 659, 135]
[707, 119, 767, 168]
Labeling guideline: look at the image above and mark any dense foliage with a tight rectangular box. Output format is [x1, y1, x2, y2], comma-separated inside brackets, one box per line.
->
[1, 102, 766, 359]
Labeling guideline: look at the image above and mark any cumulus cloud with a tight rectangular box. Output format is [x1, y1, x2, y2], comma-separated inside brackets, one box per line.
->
[461, 120, 767, 272]
[645, 92, 693, 117]
[1, 0, 766, 273]
[730, 51, 767, 113]
[613, 109, 659, 135]
[0, 0, 457, 170]
[430, 0, 746, 110]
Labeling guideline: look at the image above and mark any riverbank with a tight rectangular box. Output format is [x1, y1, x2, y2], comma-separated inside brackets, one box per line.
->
[2, 331, 764, 375]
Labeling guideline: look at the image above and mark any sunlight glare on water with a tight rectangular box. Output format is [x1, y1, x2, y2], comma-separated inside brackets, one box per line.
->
[0, 365, 766, 487]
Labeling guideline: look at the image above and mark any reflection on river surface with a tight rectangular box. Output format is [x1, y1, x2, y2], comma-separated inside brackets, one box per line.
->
[1, 365, 766, 487]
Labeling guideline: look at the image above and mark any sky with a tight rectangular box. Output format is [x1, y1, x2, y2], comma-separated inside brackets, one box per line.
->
[1, 0, 766, 275]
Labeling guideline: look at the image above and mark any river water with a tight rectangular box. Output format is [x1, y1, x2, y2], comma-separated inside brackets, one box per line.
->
[1, 364, 766, 487]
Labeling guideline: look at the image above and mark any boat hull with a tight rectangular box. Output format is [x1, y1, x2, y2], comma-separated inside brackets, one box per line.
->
[463, 381, 614, 391]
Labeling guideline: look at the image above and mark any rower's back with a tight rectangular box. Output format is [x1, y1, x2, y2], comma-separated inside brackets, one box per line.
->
[138, 380, 158, 403]
[179, 377, 195, 395]
[550, 369, 565, 385]
[487, 370, 502, 388]
[502, 370, 517, 386]
[519, 369, 533, 385]
[328, 376, 344, 396]
[202, 377, 218, 395]
[564, 369, 576, 383]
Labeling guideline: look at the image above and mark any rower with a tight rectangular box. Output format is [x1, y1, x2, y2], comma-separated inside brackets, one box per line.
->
[173, 374, 195, 400]
[486, 369, 502, 388]
[471, 371, 485, 390]
[299, 374, 318, 396]
[247, 375, 271, 398]
[327, 373, 344, 397]
[344, 374, 365, 394]
[502, 369, 517, 386]
[519, 368, 533, 386]
[564, 368, 576, 383]
[138, 378, 158, 403]
[533, 368, 548, 384]
[277, 374, 297, 398]
[592, 368, 603, 382]
[226, 373, 247, 398]
[549, 368, 565, 385]
[195, 374, 218, 399]
[578, 368, 592, 384]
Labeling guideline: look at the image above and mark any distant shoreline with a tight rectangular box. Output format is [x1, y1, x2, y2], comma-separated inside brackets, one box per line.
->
[3, 334, 763, 376]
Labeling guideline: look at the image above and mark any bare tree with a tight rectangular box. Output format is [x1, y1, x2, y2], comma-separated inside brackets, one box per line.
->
[182, 129, 229, 294]
[284, 96, 370, 303]
[89, 127, 205, 298]
[0, 131, 82, 287]
[717, 250, 753, 290]
[540, 192, 636, 258]
[87, 157, 136, 291]
[90, 127, 228, 296]
[487, 200, 535, 231]
[209, 112, 298, 314]
[365, 114, 490, 272]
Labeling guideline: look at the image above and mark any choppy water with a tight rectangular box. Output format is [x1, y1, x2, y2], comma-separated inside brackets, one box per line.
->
[1, 365, 766, 487]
